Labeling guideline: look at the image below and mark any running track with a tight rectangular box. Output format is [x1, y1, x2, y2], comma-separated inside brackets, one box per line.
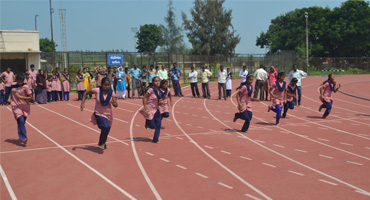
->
[1, 75, 370, 200]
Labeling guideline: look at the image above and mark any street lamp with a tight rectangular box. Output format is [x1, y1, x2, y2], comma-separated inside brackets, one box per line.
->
[305, 12, 309, 74]
[35, 14, 38, 30]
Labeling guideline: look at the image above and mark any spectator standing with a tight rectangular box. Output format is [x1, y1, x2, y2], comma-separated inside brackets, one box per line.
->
[239, 65, 248, 85]
[189, 66, 200, 98]
[218, 65, 227, 100]
[253, 65, 268, 101]
[201, 65, 212, 99]
[288, 64, 307, 106]
[129, 64, 141, 99]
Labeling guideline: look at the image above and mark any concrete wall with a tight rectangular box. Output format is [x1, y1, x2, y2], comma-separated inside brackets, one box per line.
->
[0, 30, 40, 52]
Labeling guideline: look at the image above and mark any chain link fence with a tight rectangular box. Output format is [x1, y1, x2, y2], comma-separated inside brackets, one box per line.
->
[39, 52, 370, 91]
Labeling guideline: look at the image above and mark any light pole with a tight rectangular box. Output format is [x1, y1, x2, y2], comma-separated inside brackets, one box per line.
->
[131, 27, 138, 52]
[35, 14, 38, 30]
[305, 12, 309, 74]
[49, 0, 55, 70]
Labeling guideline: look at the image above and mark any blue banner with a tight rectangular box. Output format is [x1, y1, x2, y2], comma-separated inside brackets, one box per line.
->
[108, 54, 123, 65]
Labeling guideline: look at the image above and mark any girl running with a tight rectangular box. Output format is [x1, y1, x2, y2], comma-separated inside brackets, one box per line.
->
[268, 72, 287, 126]
[81, 77, 118, 150]
[319, 74, 341, 118]
[62, 68, 70, 101]
[282, 78, 298, 118]
[139, 77, 163, 143]
[76, 70, 85, 101]
[8, 73, 33, 145]
[159, 80, 172, 129]
[116, 67, 127, 99]
[233, 75, 259, 132]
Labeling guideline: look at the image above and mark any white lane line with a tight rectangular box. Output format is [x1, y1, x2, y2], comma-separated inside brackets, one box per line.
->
[116, 107, 135, 113]
[39, 106, 130, 146]
[218, 182, 233, 189]
[355, 190, 370, 197]
[319, 179, 338, 186]
[255, 140, 265, 143]
[358, 134, 370, 137]
[160, 158, 170, 163]
[202, 116, 208, 118]
[317, 138, 330, 142]
[196, 126, 204, 129]
[135, 124, 140, 127]
[318, 127, 328, 130]
[164, 133, 171, 136]
[221, 150, 232, 155]
[0, 165, 17, 200]
[129, 107, 162, 200]
[240, 156, 252, 160]
[340, 142, 354, 146]
[204, 145, 214, 149]
[209, 129, 217, 132]
[319, 154, 334, 159]
[366, 147, 370, 150]
[192, 114, 198, 117]
[195, 173, 208, 179]
[262, 163, 276, 168]
[176, 165, 187, 170]
[289, 171, 305, 176]
[146, 152, 154, 156]
[273, 144, 285, 148]
[175, 137, 184, 140]
[22, 118, 136, 199]
[186, 124, 192, 126]
[245, 194, 261, 200]
[347, 161, 363, 166]
[295, 149, 308, 153]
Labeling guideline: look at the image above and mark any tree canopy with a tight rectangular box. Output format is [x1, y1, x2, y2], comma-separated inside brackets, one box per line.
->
[182, 0, 240, 56]
[39, 38, 57, 52]
[135, 24, 164, 52]
[256, 0, 370, 57]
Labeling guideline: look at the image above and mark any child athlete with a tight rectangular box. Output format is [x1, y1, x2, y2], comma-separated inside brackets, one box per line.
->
[159, 80, 173, 129]
[319, 73, 341, 118]
[268, 72, 287, 125]
[282, 78, 298, 118]
[233, 74, 259, 132]
[81, 77, 118, 150]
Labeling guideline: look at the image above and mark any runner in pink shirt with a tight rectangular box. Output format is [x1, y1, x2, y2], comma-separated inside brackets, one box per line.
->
[81, 77, 118, 150]
[319, 73, 341, 118]
[7, 73, 33, 145]
[268, 72, 287, 125]
[139, 76, 163, 143]
[233, 75, 259, 132]
[1, 67, 15, 105]
[62, 68, 70, 101]
[159, 80, 172, 129]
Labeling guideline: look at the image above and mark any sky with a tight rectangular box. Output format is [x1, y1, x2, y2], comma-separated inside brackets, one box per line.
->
[0, 0, 347, 54]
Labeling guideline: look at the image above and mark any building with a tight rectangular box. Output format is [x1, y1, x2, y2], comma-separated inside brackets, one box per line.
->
[0, 30, 41, 73]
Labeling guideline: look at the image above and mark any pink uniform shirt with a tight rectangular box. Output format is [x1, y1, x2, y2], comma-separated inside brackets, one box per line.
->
[24, 78, 33, 89]
[286, 85, 296, 102]
[46, 80, 52, 92]
[1, 71, 15, 87]
[0, 82, 4, 90]
[320, 82, 334, 103]
[96, 74, 104, 87]
[56, 73, 62, 91]
[28, 70, 37, 84]
[90, 88, 116, 126]
[159, 89, 171, 114]
[139, 88, 159, 120]
[271, 82, 286, 107]
[11, 84, 32, 119]
[76, 75, 85, 91]
[62, 74, 70, 92]
[238, 85, 252, 112]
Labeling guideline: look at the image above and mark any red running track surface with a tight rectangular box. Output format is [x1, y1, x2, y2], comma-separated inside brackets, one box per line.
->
[1, 75, 370, 200]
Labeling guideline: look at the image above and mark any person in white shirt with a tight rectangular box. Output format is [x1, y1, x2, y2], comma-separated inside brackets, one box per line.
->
[218, 65, 227, 100]
[201, 66, 212, 99]
[288, 64, 307, 106]
[239, 65, 248, 85]
[189, 66, 200, 98]
[253, 65, 268, 101]
[158, 65, 168, 81]
[226, 68, 233, 97]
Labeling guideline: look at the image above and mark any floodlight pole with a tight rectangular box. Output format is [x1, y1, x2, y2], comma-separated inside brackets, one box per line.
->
[131, 27, 138, 52]
[35, 15, 38, 30]
[50, 0, 55, 70]
[305, 12, 309, 74]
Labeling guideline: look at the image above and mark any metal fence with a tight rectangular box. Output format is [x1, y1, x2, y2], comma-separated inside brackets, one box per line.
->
[39, 52, 370, 91]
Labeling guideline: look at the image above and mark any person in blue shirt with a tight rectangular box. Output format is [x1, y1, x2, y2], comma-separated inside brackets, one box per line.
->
[128, 64, 141, 99]
[170, 63, 183, 97]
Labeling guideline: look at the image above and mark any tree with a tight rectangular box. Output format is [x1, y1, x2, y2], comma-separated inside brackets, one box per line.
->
[182, 0, 240, 57]
[135, 24, 164, 52]
[160, 0, 186, 53]
[256, 0, 370, 57]
[39, 38, 57, 52]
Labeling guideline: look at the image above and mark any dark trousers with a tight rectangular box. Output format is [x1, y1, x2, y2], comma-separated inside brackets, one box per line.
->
[271, 104, 282, 124]
[52, 91, 58, 101]
[140, 82, 147, 96]
[145, 110, 162, 143]
[253, 80, 264, 100]
[226, 89, 231, 97]
[218, 83, 226, 99]
[0, 90, 4, 105]
[34, 88, 37, 102]
[78, 90, 85, 100]
[58, 91, 63, 100]
[320, 101, 332, 117]
[283, 101, 295, 117]
[95, 114, 111, 146]
[190, 82, 200, 97]
[161, 112, 169, 119]
[202, 82, 211, 98]
[126, 85, 131, 98]
[235, 110, 253, 132]
[4, 87, 11, 104]
[132, 79, 140, 97]
[172, 80, 180, 96]
[293, 86, 302, 105]
[47, 92, 52, 102]
[63, 92, 70, 101]
[17, 116, 27, 141]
